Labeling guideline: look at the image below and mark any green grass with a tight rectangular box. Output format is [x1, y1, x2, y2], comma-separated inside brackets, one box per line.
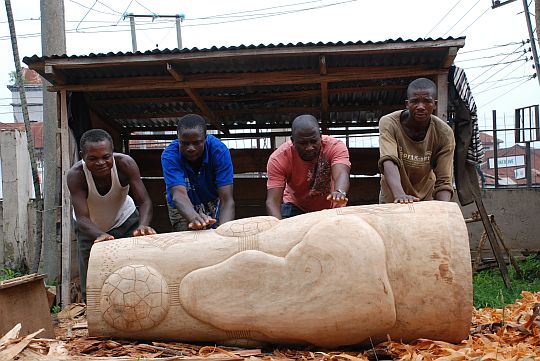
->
[473, 254, 540, 308]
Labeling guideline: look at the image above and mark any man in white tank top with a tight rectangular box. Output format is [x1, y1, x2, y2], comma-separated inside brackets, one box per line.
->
[67, 129, 156, 302]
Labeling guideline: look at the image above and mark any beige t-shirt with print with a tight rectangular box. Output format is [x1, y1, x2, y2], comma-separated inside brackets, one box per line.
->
[378, 110, 455, 203]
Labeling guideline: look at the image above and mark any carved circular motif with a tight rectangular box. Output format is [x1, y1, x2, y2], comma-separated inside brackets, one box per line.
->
[100, 264, 170, 331]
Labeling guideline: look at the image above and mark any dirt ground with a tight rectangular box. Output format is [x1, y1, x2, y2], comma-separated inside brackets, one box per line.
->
[2, 291, 540, 360]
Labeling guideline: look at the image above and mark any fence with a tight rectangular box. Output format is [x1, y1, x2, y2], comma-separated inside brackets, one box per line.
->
[478, 105, 540, 188]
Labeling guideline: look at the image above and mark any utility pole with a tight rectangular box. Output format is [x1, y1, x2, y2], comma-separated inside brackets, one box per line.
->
[126, 13, 185, 50]
[128, 14, 137, 52]
[4, 0, 44, 272]
[522, 0, 540, 85]
[536, 0, 540, 52]
[177, 14, 185, 49]
[40, 0, 66, 282]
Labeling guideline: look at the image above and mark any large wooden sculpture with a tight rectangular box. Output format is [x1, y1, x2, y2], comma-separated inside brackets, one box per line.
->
[87, 201, 472, 348]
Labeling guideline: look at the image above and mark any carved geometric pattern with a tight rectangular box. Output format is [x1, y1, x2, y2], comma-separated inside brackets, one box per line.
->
[86, 289, 101, 312]
[216, 216, 279, 237]
[225, 330, 252, 339]
[237, 235, 259, 252]
[100, 265, 170, 331]
[137, 233, 199, 250]
[168, 283, 181, 306]
[335, 204, 415, 215]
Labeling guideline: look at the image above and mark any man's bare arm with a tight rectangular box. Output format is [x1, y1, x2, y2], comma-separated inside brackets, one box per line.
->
[266, 187, 284, 219]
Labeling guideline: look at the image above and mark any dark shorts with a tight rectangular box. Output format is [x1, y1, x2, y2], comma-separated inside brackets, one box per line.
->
[280, 202, 305, 219]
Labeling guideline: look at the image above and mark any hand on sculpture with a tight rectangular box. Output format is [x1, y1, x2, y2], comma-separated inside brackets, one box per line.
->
[326, 191, 348, 206]
[132, 225, 157, 237]
[188, 211, 216, 230]
[393, 194, 420, 204]
[94, 233, 115, 243]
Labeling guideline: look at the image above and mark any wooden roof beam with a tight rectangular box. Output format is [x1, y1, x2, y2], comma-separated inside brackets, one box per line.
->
[49, 65, 445, 92]
[166, 63, 184, 81]
[319, 55, 329, 130]
[44, 65, 67, 85]
[91, 84, 408, 107]
[184, 88, 229, 135]
[109, 104, 403, 119]
[30, 39, 466, 69]
[442, 47, 458, 68]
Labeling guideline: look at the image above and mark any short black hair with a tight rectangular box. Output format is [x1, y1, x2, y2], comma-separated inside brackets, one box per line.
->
[80, 129, 113, 153]
[177, 114, 207, 137]
[291, 114, 320, 137]
[407, 78, 437, 99]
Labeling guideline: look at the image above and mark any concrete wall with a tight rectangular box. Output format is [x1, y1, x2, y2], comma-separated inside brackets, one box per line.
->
[460, 188, 540, 253]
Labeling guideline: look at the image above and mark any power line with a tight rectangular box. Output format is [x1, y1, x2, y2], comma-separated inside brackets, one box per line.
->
[473, 75, 534, 95]
[442, 0, 482, 37]
[0, 0, 360, 40]
[75, 0, 98, 32]
[460, 41, 524, 54]
[469, 42, 525, 83]
[479, 77, 533, 107]
[188, 0, 325, 20]
[470, 74, 532, 86]
[457, 5, 491, 35]
[135, 0, 156, 16]
[0, 17, 40, 24]
[474, 55, 532, 87]
[466, 57, 527, 69]
[69, 0, 119, 17]
[116, 0, 135, 26]
[424, 0, 464, 38]
[95, 0, 123, 15]
[457, 50, 527, 62]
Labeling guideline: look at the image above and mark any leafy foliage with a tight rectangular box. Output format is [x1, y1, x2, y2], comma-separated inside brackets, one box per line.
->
[473, 254, 540, 308]
[0, 267, 23, 281]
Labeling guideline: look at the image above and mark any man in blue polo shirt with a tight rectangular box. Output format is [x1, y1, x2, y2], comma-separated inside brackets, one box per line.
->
[161, 114, 235, 231]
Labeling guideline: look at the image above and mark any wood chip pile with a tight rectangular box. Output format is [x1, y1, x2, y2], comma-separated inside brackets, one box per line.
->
[1, 292, 539, 361]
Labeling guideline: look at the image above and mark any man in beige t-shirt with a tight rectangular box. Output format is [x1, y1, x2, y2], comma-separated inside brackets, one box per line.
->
[378, 78, 455, 204]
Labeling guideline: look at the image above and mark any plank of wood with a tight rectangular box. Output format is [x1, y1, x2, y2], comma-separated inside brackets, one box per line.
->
[0, 328, 43, 361]
[0, 274, 46, 289]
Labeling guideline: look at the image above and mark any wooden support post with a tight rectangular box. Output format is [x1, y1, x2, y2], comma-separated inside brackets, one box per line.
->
[436, 73, 448, 122]
[60, 90, 72, 307]
[474, 198, 511, 288]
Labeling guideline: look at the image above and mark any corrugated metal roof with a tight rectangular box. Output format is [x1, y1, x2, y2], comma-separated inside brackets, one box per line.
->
[23, 37, 465, 136]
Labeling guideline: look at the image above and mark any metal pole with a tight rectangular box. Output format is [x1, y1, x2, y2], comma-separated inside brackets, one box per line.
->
[129, 14, 137, 52]
[492, 110, 499, 187]
[175, 16, 183, 49]
[522, 0, 540, 85]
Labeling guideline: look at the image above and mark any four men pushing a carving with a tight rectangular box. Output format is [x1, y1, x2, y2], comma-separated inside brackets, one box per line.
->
[68, 77, 454, 301]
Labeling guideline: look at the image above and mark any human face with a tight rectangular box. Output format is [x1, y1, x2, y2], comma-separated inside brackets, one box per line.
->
[291, 127, 322, 161]
[81, 140, 113, 177]
[406, 89, 437, 123]
[179, 128, 206, 163]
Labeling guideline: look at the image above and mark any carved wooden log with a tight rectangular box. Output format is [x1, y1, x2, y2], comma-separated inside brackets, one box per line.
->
[87, 201, 472, 348]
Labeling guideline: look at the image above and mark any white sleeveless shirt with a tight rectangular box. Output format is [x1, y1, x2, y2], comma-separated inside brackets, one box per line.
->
[81, 157, 136, 232]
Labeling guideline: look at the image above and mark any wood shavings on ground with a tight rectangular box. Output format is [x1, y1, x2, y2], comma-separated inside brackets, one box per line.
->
[2, 291, 540, 360]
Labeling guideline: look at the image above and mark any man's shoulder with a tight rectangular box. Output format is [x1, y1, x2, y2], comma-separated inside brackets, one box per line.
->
[67, 160, 84, 177]
[379, 110, 402, 125]
[269, 141, 293, 160]
[114, 153, 139, 174]
[162, 139, 179, 156]
[430, 115, 454, 137]
[206, 134, 228, 150]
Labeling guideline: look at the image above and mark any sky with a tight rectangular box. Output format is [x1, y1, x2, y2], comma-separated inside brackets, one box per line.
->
[0, 0, 539, 145]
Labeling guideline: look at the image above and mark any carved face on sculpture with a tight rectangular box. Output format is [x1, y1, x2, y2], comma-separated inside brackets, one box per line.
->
[81, 140, 114, 178]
